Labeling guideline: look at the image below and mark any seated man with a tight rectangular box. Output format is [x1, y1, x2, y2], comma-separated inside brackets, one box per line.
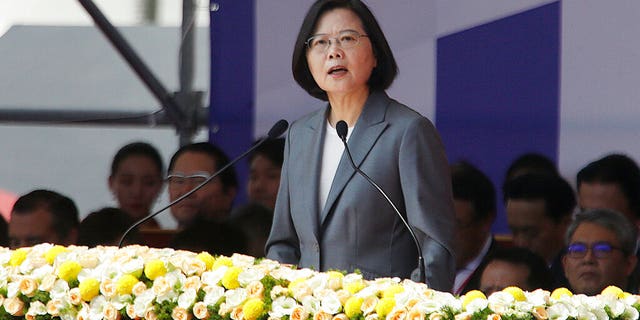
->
[450, 161, 500, 295]
[9, 189, 79, 248]
[167, 142, 238, 228]
[479, 247, 553, 296]
[503, 173, 575, 287]
[562, 209, 638, 295]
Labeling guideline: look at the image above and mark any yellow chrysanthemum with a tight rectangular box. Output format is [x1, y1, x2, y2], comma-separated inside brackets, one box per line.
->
[144, 260, 167, 281]
[116, 274, 139, 295]
[502, 286, 526, 302]
[327, 271, 344, 280]
[44, 245, 68, 265]
[375, 297, 395, 317]
[601, 285, 625, 298]
[344, 280, 365, 294]
[79, 278, 100, 301]
[550, 287, 573, 300]
[9, 248, 29, 267]
[221, 266, 242, 289]
[382, 284, 405, 299]
[57, 261, 82, 282]
[196, 252, 216, 270]
[344, 296, 364, 318]
[288, 278, 306, 292]
[462, 290, 487, 309]
[243, 298, 265, 320]
[212, 256, 233, 269]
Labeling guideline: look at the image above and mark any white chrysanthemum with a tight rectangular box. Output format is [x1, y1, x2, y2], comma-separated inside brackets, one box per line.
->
[270, 296, 299, 318]
[120, 257, 144, 276]
[133, 290, 155, 318]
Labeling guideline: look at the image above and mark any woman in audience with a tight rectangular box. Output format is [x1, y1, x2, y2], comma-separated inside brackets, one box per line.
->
[108, 141, 164, 229]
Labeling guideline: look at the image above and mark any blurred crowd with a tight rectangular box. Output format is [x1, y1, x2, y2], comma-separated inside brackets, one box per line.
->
[2, 139, 640, 296]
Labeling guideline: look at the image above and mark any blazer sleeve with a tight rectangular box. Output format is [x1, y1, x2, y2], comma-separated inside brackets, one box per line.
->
[399, 116, 456, 292]
[265, 127, 301, 264]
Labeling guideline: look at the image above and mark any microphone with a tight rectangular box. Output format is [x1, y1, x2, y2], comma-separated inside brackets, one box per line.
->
[335, 120, 425, 283]
[118, 119, 289, 247]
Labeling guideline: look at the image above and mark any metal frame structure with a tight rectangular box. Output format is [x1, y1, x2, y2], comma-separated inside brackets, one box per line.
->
[0, 0, 207, 146]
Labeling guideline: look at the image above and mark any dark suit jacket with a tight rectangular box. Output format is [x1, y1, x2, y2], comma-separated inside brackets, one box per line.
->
[457, 238, 502, 295]
[266, 91, 456, 291]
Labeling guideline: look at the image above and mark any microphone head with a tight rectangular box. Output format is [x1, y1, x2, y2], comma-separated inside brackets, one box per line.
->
[336, 120, 348, 141]
[268, 119, 289, 139]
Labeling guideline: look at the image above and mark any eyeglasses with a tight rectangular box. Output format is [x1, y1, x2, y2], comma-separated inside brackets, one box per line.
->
[305, 30, 369, 53]
[166, 172, 212, 187]
[565, 241, 623, 259]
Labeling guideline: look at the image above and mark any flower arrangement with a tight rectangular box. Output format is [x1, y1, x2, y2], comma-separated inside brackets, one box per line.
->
[0, 244, 639, 320]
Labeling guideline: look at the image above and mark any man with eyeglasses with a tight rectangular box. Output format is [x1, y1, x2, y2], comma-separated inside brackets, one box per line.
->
[562, 209, 638, 295]
[167, 142, 238, 229]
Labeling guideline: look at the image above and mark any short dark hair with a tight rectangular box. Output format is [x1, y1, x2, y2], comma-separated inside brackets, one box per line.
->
[503, 173, 576, 223]
[168, 142, 238, 191]
[110, 141, 164, 177]
[450, 161, 496, 222]
[292, 0, 398, 101]
[504, 152, 557, 184]
[565, 208, 638, 257]
[482, 247, 553, 291]
[78, 207, 140, 247]
[170, 219, 246, 256]
[248, 138, 285, 168]
[12, 189, 79, 239]
[576, 154, 640, 218]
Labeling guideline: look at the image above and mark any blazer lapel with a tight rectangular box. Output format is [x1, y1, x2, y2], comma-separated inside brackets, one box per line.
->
[319, 92, 390, 225]
[301, 108, 327, 238]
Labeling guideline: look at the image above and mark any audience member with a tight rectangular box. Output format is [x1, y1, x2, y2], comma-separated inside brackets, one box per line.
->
[503, 173, 576, 287]
[169, 218, 246, 256]
[247, 138, 285, 210]
[0, 216, 7, 247]
[167, 142, 238, 228]
[576, 153, 640, 227]
[108, 141, 164, 229]
[78, 207, 141, 247]
[479, 247, 553, 296]
[450, 161, 500, 295]
[8, 189, 79, 248]
[229, 202, 273, 258]
[562, 209, 638, 295]
[503, 152, 558, 186]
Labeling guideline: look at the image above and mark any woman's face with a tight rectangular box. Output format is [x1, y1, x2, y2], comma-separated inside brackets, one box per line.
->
[306, 8, 377, 98]
[109, 155, 163, 219]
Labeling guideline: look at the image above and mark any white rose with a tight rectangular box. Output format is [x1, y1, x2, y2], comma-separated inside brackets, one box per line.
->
[238, 268, 265, 286]
[301, 295, 321, 314]
[184, 276, 203, 291]
[269, 296, 298, 318]
[225, 288, 248, 307]
[320, 292, 342, 314]
[203, 285, 225, 305]
[178, 288, 198, 309]
[172, 306, 192, 320]
[193, 301, 210, 319]
[202, 268, 227, 286]
[231, 253, 255, 267]
[3, 297, 25, 316]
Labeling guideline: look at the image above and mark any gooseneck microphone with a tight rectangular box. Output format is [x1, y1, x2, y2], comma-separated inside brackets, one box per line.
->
[118, 119, 289, 247]
[335, 120, 425, 284]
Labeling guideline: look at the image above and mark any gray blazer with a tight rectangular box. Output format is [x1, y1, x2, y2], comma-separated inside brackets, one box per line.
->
[266, 91, 455, 291]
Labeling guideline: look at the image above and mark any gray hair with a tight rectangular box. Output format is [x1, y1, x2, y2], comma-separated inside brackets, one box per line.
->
[565, 209, 638, 256]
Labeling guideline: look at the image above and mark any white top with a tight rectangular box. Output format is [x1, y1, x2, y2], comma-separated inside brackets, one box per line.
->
[319, 120, 353, 212]
[453, 235, 492, 295]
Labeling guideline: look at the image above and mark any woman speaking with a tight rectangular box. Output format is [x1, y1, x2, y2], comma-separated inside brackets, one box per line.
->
[266, 0, 455, 292]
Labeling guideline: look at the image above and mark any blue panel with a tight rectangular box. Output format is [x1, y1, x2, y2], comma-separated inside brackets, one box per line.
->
[436, 2, 560, 234]
[209, 0, 255, 205]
